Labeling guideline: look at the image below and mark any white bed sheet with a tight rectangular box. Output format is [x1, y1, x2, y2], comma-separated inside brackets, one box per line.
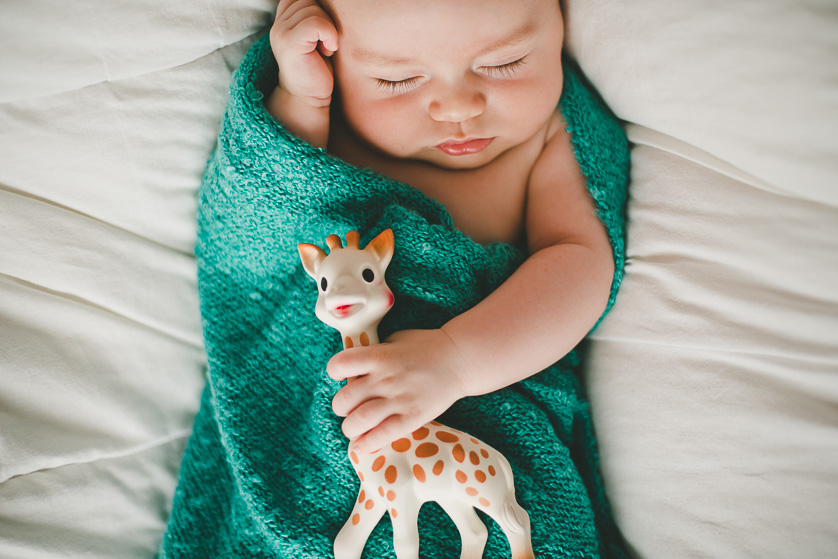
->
[0, 1, 274, 557]
[564, 0, 838, 556]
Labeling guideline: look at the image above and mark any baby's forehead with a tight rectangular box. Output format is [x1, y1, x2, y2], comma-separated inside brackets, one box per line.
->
[325, 0, 549, 43]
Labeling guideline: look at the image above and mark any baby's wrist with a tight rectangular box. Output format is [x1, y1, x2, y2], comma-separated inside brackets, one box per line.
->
[275, 83, 332, 109]
[438, 325, 481, 399]
[265, 86, 331, 148]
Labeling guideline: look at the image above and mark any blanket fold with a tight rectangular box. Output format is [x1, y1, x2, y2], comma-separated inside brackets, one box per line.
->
[161, 35, 629, 558]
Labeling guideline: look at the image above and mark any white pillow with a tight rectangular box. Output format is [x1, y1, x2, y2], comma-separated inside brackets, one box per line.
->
[0, 1, 274, 557]
[563, 0, 838, 557]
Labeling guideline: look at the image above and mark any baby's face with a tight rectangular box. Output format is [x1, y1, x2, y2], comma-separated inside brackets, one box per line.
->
[326, 0, 564, 170]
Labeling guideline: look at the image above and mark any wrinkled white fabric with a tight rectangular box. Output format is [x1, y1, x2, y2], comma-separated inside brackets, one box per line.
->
[0, 1, 273, 557]
[564, 0, 838, 557]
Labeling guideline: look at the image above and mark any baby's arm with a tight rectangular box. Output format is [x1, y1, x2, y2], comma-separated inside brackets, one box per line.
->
[329, 124, 615, 453]
[265, 0, 338, 147]
[443, 125, 614, 395]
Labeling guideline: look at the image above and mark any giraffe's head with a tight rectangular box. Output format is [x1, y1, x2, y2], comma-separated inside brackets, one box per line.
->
[298, 229, 395, 336]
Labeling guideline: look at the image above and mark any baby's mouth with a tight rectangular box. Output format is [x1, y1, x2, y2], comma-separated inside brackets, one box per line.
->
[435, 137, 494, 156]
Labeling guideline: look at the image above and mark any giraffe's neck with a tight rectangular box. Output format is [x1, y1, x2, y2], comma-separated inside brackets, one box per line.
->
[340, 327, 380, 350]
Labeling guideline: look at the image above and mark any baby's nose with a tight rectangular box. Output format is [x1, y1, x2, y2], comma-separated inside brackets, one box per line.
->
[428, 79, 485, 123]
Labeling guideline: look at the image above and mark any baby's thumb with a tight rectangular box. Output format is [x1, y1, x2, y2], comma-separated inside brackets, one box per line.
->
[318, 31, 338, 56]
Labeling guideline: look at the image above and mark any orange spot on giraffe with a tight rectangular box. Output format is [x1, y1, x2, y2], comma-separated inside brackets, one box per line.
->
[413, 464, 426, 483]
[385, 465, 398, 484]
[433, 460, 445, 475]
[469, 451, 480, 465]
[387, 490, 396, 501]
[372, 456, 386, 472]
[452, 444, 465, 463]
[430, 421, 442, 426]
[360, 332, 370, 346]
[391, 438, 411, 452]
[358, 472, 364, 482]
[436, 431, 459, 443]
[350, 451, 360, 464]
[415, 442, 439, 458]
[475, 470, 487, 483]
[352, 513, 360, 525]
[479, 498, 491, 507]
[466, 487, 478, 496]
[378, 486, 385, 496]
[345, 337, 354, 349]
[391, 508, 398, 518]
[480, 449, 489, 459]
[358, 490, 366, 503]
[365, 500, 375, 510]
[470, 437, 480, 444]
[412, 427, 430, 440]
[456, 470, 468, 483]
[488, 465, 496, 476]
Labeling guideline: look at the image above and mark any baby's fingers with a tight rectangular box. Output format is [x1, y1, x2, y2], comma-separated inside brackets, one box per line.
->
[327, 347, 377, 381]
[341, 398, 394, 443]
[278, 2, 338, 55]
[332, 374, 375, 417]
[292, 13, 338, 55]
[352, 414, 424, 455]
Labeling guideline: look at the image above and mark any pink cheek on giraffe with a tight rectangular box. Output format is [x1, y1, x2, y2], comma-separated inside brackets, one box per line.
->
[386, 290, 394, 308]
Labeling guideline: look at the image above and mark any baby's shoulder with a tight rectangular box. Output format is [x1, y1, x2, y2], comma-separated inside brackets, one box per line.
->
[530, 110, 580, 178]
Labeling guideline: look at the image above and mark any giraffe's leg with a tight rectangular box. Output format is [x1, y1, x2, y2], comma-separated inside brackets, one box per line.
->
[437, 499, 488, 559]
[481, 499, 534, 559]
[388, 500, 422, 559]
[334, 494, 386, 559]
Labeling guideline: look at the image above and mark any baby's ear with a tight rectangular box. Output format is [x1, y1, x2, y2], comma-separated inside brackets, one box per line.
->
[298, 243, 327, 280]
[365, 229, 395, 270]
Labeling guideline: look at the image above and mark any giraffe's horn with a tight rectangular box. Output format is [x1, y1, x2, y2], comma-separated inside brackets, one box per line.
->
[346, 231, 360, 249]
[326, 234, 343, 251]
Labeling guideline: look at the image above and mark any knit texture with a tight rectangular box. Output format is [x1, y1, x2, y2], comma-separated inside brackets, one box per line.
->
[161, 35, 629, 558]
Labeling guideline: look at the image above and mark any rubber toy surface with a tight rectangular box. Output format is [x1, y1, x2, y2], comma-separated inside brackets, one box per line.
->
[299, 229, 535, 559]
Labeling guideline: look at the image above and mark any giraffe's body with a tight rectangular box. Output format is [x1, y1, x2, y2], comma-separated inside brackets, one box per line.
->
[299, 230, 534, 559]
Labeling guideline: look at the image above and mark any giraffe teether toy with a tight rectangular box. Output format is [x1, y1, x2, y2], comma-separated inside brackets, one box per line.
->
[298, 229, 535, 559]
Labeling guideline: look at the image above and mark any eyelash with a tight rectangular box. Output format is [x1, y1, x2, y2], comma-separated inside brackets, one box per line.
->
[376, 76, 422, 94]
[482, 57, 527, 78]
[375, 57, 527, 94]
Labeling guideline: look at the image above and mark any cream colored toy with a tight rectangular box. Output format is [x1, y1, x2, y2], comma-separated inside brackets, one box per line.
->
[299, 229, 535, 559]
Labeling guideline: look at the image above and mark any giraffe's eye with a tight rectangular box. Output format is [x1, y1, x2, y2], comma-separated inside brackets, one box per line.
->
[320, 277, 328, 291]
[362, 268, 375, 283]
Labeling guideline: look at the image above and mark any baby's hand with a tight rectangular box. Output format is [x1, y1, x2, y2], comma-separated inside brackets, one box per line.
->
[270, 0, 338, 106]
[327, 329, 471, 454]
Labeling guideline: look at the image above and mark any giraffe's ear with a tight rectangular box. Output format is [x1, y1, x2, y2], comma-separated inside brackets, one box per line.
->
[365, 229, 395, 270]
[298, 243, 327, 280]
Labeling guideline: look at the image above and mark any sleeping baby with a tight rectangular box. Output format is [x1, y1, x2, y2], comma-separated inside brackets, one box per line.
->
[161, 0, 629, 556]
[267, 0, 614, 455]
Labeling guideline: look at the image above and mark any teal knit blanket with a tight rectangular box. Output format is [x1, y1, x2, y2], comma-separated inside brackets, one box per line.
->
[161, 35, 629, 558]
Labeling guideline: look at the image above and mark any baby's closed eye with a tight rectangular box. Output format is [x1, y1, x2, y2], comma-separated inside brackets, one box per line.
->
[374, 56, 528, 95]
[479, 56, 527, 78]
[376, 76, 424, 94]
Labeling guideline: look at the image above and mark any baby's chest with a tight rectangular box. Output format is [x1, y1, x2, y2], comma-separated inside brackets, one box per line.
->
[409, 166, 528, 246]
